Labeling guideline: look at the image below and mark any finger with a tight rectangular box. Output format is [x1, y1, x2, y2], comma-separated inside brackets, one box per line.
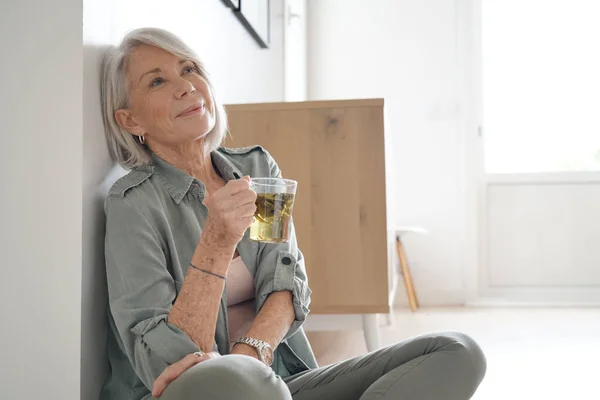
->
[240, 216, 254, 225]
[215, 189, 256, 213]
[152, 354, 203, 397]
[223, 179, 251, 195]
[241, 175, 252, 183]
[237, 203, 257, 218]
[170, 352, 204, 375]
[232, 189, 257, 206]
[153, 361, 195, 397]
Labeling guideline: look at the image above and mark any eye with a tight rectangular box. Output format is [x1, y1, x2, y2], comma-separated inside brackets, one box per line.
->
[150, 77, 164, 87]
[182, 65, 199, 74]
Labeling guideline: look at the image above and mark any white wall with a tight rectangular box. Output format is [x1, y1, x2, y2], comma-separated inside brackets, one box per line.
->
[479, 174, 600, 305]
[82, 0, 286, 398]
[307, 0, 468, 306]
[465, 1, 600, 306]
[0, 1, 82, 399]
[487, 178, 600, 286]
[284, 0, 308, 101]
[105, 0, 285, 103]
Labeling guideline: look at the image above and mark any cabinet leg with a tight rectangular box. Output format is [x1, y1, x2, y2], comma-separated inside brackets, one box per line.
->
[362, 314, 381, 352]
[386, 305, 395, 326]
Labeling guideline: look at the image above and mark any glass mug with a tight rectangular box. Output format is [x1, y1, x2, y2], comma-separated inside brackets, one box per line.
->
[249, 177, 298, 243]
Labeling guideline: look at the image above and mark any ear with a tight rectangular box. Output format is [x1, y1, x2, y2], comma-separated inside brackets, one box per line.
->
[115, 108, 144, 137]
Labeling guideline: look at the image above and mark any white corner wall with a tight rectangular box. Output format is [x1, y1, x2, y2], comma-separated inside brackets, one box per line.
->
[307, 0, 469, 306]
[82, 1, 286, 399]
[0, 1, 83, 399]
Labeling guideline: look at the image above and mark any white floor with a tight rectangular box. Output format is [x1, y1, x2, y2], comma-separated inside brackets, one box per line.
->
[381, 307, 600, 400]
[307, 307, 600, 399]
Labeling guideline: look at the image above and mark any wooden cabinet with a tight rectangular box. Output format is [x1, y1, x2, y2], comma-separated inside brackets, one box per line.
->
[224, 99, 395, 315]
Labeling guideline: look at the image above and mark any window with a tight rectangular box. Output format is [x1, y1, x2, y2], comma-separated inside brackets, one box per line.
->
[482, 0, 600, 173]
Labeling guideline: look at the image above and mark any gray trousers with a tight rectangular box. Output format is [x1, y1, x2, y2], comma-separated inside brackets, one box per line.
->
[161, 331, 487, 400]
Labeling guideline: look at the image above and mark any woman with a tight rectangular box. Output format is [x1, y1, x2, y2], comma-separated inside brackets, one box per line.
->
[100, 27, 486, 400]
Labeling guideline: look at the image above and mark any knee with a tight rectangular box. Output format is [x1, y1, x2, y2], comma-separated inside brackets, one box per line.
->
[221, 355, 291, 399]
[166, 354, 291, 400]
[439, 331, 487, 383]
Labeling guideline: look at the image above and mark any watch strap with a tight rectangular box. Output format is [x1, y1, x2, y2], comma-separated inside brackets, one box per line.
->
[234, 336, 273, 366]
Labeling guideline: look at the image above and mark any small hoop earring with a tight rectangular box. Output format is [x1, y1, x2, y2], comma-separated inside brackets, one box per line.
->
[138, 135, 145, 144]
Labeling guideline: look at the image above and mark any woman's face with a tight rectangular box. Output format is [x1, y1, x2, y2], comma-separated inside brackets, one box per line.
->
[116, 44, 216, 147]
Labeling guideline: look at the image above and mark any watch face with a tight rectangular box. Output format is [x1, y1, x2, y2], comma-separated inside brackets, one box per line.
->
[262, 346, 274, 366]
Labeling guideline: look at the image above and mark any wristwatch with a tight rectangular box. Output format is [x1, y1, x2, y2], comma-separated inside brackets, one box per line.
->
[234, 337, 274, 366]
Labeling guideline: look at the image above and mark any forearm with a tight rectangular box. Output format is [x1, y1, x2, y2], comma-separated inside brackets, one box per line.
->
[168, 233, 235, 352]
[242, 291, 295, 350]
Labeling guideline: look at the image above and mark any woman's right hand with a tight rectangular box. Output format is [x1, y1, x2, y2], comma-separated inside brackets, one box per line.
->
[202, 176, 257, 248]
[152, 351, 221, 397]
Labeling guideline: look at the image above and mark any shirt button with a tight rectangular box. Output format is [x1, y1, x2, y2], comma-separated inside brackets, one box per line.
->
[281, 256, 292, 265]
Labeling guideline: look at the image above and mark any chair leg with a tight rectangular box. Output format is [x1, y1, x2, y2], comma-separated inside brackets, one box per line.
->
[396, 237, 419, 312]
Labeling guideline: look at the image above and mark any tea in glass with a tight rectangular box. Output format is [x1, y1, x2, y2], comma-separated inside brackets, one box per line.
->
[249, 178, 297, 243]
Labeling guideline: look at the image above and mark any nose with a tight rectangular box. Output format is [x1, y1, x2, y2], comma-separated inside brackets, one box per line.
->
[175, 77, 196, 99]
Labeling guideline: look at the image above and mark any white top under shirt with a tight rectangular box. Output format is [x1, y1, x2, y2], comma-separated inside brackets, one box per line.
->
[226, 257, 257, 346]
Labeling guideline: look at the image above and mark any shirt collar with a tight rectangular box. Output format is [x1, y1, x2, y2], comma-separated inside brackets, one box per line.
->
[150, 150, 243, 204]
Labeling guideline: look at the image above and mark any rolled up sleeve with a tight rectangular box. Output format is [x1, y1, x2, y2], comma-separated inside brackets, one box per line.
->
[254, 150, 312, 340]
[104, 195, 204, 390]
[255, 228, 312, 340]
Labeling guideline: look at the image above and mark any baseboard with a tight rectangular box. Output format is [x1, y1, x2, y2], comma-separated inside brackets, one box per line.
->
[466, 299, 600, 308]
[475, 286, 600, 305]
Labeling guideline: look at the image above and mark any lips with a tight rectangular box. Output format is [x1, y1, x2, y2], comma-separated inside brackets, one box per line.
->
[177, 102, 204, 118]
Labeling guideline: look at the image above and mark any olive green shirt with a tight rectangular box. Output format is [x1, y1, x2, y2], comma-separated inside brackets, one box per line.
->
[100, 146, 317, 400]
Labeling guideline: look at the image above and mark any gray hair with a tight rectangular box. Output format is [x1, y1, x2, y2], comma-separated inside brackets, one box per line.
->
[100, 27, 228, 169]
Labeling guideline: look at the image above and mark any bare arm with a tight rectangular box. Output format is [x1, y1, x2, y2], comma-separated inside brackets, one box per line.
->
[168, 177, 257, 353]
[167, 237, 234, 352]
[232, 291, 295, 358]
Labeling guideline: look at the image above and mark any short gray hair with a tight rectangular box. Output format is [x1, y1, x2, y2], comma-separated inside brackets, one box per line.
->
[100, 27, 228, 169]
